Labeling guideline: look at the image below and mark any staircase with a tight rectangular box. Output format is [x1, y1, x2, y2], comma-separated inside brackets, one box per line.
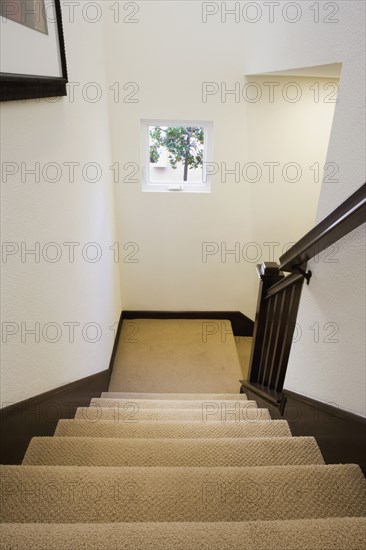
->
[1, 392, 366, 549]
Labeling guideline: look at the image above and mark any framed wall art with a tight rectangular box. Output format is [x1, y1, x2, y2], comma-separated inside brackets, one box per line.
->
[0, 0, 68, 101]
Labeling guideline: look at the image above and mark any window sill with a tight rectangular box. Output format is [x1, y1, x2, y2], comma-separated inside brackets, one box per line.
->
[142, 185, 211, 194]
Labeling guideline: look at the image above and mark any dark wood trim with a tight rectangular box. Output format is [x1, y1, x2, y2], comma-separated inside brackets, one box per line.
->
[240, 382, 283, 419]
[0, 0, 68, 101]
[282, 390, 366, 475]
[108, 311, 124, 370]
[265, 272, 304, 298]
[281, 390, 366, 475]
[279, 182, 366, 272]
[240, 384, 366, 474]
[282, 389, 366, 426]
[241, 381, 283, 406]
[0, 370, 111, 464]
[121, 310, 254, 337]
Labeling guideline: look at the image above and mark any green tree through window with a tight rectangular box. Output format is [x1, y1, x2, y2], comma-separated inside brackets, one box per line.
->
[149, 126, 204, 182]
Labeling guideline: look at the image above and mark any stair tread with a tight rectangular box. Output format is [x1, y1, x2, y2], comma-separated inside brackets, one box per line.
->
[1, 464, 365, 523]
[54, 419, 292, 439]
[92, 397, 256, 410]
[74, 406, 270, 422]
[3, 517, 366, 550]
[101, 392, 248, 400]
[23, 436, 325, 467]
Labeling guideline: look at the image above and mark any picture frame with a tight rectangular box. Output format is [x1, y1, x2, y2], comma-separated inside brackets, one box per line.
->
[0, 0, 68, 102]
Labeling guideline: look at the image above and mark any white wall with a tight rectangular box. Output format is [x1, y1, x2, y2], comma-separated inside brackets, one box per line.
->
[245, 74, 338, 254]
[105, 1, 335, 315]
[0, 5, 121, 406]
[242, 0, 365, 416]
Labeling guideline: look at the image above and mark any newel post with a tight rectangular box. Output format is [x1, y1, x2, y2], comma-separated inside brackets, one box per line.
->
[247, 262, 284, 384]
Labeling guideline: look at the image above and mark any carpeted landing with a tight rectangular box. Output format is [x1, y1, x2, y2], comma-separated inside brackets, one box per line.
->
[108, 319, 243, 393]
[1, 320, 366, 548]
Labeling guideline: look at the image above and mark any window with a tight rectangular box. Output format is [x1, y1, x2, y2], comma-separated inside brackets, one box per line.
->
[141, 120, 213, 192]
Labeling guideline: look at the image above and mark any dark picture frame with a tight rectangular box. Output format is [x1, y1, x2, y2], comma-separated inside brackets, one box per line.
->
[0, 0, 68, 101]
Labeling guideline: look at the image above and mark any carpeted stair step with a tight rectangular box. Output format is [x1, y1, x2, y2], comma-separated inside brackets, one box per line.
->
[22, 436, 325, 467]
[92, 397, 254, 410]
[2, 517, 366, 550]
[1, 464, 365, 523]
[73, 406, 270, 422]
[101, 392, 248, 400]
[54, 419, 292, 439]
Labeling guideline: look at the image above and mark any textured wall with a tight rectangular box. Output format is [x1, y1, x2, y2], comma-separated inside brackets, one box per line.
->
[242, 0, 366, 416]
[1, 5, 121, 406]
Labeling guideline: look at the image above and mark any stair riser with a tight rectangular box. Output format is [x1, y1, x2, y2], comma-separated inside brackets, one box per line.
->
[91, 398, 255, 410]
[23, 437, 325, 467]
[55, 420, 292, 439]
[74, 407, 270, 422]
[101, 393, 248, 400]
[1, 465, 365, 524]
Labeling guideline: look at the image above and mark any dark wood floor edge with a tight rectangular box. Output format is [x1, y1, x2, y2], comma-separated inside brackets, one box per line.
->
[121, 310, 254, 337]
[108, 310, 124, 371]
[0, 369, 111, 418]
[282, 389, 366, 426]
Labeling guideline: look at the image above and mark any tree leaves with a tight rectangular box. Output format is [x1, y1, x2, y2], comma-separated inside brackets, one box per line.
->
[149, 126, 204, 181]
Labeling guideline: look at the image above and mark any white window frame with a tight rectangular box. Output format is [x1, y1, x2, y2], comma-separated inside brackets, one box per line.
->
[141, 119, 214, 193]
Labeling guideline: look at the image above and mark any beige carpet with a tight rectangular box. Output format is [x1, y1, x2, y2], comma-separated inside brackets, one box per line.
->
[23, 436, 324, 467]
[89, 396, 257, 412]
[54, 418, 292, 439]
[1, 464, 365, 523]
[108, 319, 242, 393]
[236, 336, 253, 380]
[3, 518, 366, 550]
[2, 318, 366, 549]
[73, 405, 271, 422]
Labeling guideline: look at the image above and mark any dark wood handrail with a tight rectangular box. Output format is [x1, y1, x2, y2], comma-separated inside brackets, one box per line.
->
[280, 183, 366, 272]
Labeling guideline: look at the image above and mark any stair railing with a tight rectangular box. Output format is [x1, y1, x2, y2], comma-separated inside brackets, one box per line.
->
[245, 182, 366, 403]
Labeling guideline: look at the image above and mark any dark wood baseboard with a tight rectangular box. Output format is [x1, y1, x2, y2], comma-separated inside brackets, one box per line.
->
[108, 311, 124, 370]
[240, 382, 283, 419]
[121, 310, 254, 337]
[241, 381, 282, 406]
[240, 382, 366, 474]
[282, 390, 366, 475]
[0, 370, 111, 465]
